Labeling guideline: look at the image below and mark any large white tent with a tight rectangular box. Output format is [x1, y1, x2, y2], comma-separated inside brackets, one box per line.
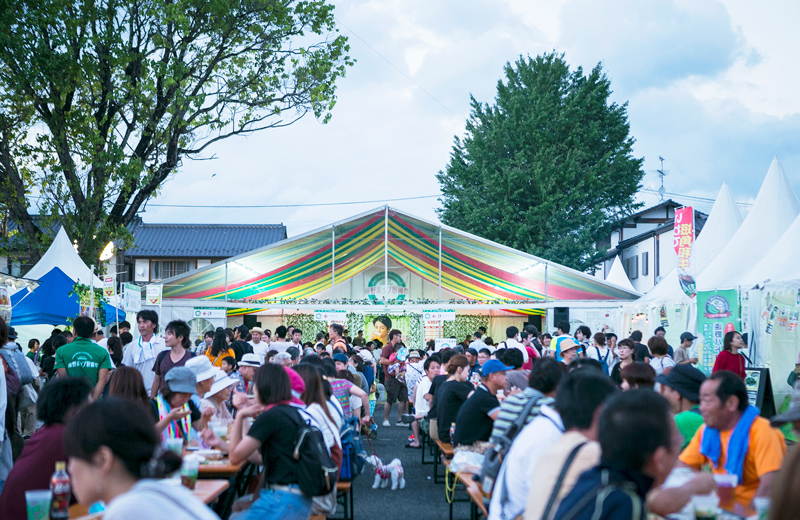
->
[740, 209, 800, 287]
[20, 227, 102, 291]
[697, 158, 800, 292]
[620, 183, 743, 343]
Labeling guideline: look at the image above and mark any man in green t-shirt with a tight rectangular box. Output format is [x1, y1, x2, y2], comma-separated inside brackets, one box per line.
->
[55, 316, 112, 400]
[656, 363, 706, 448]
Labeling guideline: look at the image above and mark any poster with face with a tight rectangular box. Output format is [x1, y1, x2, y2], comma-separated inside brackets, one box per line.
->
[365, 315, 409, 348]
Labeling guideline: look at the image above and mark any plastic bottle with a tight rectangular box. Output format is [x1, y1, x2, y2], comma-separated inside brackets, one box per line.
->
[50, 461, 70, 520]
[449, 422, 456, 443]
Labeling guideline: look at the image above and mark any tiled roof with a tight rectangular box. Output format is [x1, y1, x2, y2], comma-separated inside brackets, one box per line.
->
[124, 223, 287, 258]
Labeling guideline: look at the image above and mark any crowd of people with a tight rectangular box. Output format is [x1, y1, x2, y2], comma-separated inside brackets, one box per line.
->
[0, 312, 799, 520]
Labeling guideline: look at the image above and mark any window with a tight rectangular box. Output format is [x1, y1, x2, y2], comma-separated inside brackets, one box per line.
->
[150, 260, 194, 281]
[625, 256, 639, 280]
[642, 252, 649, 276]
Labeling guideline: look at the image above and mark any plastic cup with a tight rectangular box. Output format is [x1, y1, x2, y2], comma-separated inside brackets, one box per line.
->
[692, 493, 719, 520]
[753, 497, 770, 520]
[165, 437, 184, 457]
[180, 457, 199, 490]
[25, 490, 51, 520]
[713, 473, 738, 511]
[212, 424, 228, 441]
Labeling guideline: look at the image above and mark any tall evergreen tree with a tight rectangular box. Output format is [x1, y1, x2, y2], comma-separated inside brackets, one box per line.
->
[436, 52, 643, 272]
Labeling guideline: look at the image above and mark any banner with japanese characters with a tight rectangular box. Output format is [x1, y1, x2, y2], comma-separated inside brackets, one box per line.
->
[673, 206, 696, 298]
[697, 290, 739, 374]
[102, 275, 116, 298]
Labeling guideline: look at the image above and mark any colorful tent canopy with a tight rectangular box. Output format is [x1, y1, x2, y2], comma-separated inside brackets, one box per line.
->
[161, 207, 640, 305]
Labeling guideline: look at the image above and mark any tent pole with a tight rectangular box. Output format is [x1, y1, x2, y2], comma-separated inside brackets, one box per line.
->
[331, 225, 336, 299]
[89, 264, 95, 318]
[384, 206, 389, 301]
[224, 261, 229, 328]
[438, 225, 442, 303]
[545, 263, 549, 330]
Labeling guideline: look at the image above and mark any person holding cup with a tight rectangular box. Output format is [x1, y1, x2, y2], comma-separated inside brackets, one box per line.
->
[678, 371, 786, 511]
[63, 398, 219, 520]
[151, 367, 207, 443]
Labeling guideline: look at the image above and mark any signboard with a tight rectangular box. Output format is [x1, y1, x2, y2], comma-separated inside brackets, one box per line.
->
[313, 310, 347, 324]
[364, 269, 410, 301]
[0, 285, 11, 323]
[423, 309, 456, 322]
[744, 368, 776, 417]
[102, 275, 116, 298]
[146, 285, 163, 306]
[673, 206, 696, 298]
[193, 308, 226, 320]
[434, 338, 456, 352]
[123, 283, 141, 312]
[697, 290, 739, 374]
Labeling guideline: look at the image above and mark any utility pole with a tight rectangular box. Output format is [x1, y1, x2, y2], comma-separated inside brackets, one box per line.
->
[657, 156, 669, 201]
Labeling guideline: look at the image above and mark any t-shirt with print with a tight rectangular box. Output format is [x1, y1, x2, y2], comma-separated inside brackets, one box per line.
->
[679, 416, 786, 507]
[436, 380, 473, 443]
[453, 384, 500, 445]
[54, 337, 112, 385]
[153, 349, 195, 379]
[247, 405, 304, 484]
[331, 378, 354, 418]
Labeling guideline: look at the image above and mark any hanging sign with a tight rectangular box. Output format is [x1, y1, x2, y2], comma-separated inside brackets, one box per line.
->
[673, 207, 696, 298]
[193, 308, 226, 319]
[146, 285, 163, 306]
[313, 310, 347, 324]
[124, 283, 141, 312]
[423, 309, 456, 322]
[697, 290, 739, 374]
[0, 285, 11, 324]
[102, 275, 116, 298]
[434, 338, 457, 352]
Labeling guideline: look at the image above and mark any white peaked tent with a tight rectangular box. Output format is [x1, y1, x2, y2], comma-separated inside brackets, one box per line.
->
[20, 227, 102, 290]
[605, 256, 636, 293]
[620, 183, 743, 342]
[697, 158, 800, 291]
[741, 209, 800, 287]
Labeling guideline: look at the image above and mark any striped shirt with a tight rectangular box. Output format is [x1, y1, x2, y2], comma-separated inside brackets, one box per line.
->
[491, 387, 553, 439]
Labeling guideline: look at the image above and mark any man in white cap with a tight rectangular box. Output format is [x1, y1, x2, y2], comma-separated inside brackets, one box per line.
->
[249, 327, 269, 363]
[232, 353, 262, 410]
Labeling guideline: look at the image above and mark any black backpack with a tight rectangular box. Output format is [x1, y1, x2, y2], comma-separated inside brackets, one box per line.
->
[281, 407, 339, 497]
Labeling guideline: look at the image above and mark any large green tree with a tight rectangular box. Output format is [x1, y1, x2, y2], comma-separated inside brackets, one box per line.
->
[0, 0, 352, 264]
[436, 52, 643, 272]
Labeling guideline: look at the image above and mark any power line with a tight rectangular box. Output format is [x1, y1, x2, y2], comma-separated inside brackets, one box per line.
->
[146, 194, 441, 209]
[334, 17, 458, 118]
[641, 188, 753, 208]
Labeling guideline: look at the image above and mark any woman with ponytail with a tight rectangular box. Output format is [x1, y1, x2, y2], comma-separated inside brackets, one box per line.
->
[64, 398, 219, 520]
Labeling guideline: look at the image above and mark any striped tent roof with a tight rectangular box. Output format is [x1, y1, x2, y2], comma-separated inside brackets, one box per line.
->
[161, 207, 639, 304]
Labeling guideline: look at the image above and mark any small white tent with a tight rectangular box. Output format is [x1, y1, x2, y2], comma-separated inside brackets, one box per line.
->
[21, 227, 102, 289]
[697, 158, 800, 291]
[605, 256, 636, 293]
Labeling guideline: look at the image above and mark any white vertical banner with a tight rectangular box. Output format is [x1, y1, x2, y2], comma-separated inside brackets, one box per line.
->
[103, 275, 116, 298]
[124, 283, 141, 312]
[146, 285, 163, 306]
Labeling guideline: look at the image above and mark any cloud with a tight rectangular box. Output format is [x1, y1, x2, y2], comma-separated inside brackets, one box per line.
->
[560, 0, 744, 93]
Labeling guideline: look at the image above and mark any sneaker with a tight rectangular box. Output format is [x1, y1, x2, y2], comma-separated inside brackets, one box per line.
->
[400, 414, 416, 424]
[396, 421, 406, 427]
[382, 419, 391, 427]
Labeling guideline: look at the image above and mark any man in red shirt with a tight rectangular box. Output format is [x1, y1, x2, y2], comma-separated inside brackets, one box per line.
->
[380, 329, 407, 427]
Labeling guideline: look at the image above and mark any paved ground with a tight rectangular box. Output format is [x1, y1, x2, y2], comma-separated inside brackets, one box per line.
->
[347, 405, 474, 520]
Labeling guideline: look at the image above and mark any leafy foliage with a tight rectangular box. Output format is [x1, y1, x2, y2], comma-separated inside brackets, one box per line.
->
[0, 0, 352, 264]
[436, 52, 643, 271]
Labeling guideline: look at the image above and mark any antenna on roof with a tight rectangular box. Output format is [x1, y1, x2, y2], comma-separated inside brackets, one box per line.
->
[656, 156, 669, 201]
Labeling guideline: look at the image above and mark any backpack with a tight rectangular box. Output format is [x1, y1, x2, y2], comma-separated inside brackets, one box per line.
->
[281, 407, 339, 497]
[0, 347, 34, 385]
[479, 394, 551, 495]
[592, 346, 611, 374]
[338, 415, 366, 481]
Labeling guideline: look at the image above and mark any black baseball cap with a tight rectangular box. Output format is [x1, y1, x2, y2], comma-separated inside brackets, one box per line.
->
[679, 332, 697, 342]
[655, 364, 706, 402]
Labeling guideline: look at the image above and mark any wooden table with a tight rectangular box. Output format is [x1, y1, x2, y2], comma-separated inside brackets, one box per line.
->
[68, 479, 230, 519]
[198, 458, 244, 476]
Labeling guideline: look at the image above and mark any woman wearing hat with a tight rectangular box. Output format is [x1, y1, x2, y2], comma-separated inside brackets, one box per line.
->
[150, 367, 207, 443]
[200, 370, 237, 427]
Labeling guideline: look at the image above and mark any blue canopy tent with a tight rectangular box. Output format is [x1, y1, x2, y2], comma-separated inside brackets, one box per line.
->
[10, 267, 124, 327]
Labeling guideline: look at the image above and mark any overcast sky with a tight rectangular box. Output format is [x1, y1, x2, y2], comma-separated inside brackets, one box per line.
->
[143, 0, 800, 235]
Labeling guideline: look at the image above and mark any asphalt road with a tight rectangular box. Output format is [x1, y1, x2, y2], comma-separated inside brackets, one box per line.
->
[346, 405, 474, 520]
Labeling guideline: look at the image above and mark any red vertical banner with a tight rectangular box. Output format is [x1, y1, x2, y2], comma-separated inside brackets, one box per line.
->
[673, 207, 696, 297]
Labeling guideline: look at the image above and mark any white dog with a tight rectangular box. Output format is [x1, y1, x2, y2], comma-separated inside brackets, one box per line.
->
[364, 455, 406, 490]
